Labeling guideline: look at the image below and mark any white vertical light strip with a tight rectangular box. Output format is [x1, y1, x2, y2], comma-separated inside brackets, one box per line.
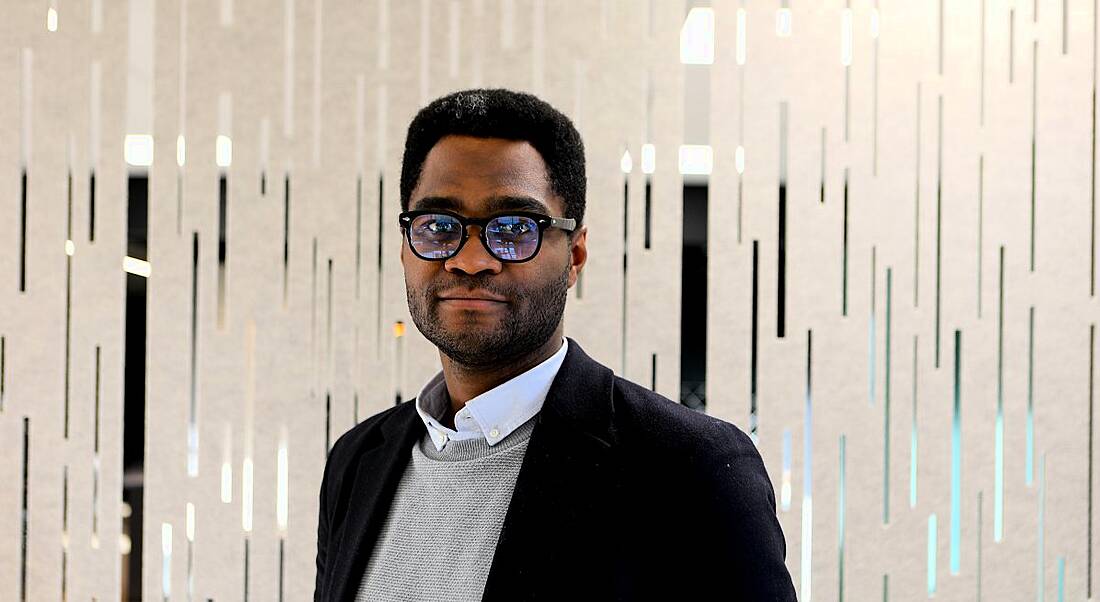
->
[776, 8, 792, 37]
[126, 0, 155, 168]
[532, 0, 545, 95]
[678, 145, 713, 175]
[283, 0, 295, 139]
[219, 466, 231, 502]
[841, 9, 853, 66]
[220, 424, 233, 503]
[176, 136, 186, 167]
[187, 420, 199, 477]
[312, 0, 322, 166]
[220, 0, 233, 26]
[91, 0, 103, 33]
[870, 8, 880, 39]
[185, 502, 195, 542]
[90, 62, 102, 168]
[178, 0, 187, 163]
[471, 0, 484, 86]
[47, 3, 59, 32]
[620, 151, 632, 173]
[217, 93, 232, 168]
[736, 9, 746, 65]
[680, 7, 715, 65]
[355, 75, 365, 174]
[641, 143, 655, 174]
[277, 427, 289, 532]
[501, 0, 515, 49]
[378, 0, 389, 69]
[801, 388, 814, 602]
[448, 1, 460, 78]
[645, 69, 653, 145]
[124, 135, 155, 167]
[22, 49, 33, 167]
[419, 0, 430, 107]
[735, 145, 745, 174]
[242, 321, 256, 533]
[780, 429, 791, 511]
[123, 255, 152, 277]
[376, 85, 387, 173]
[241, 458, 253, 532]
[161, 523, 173, 599]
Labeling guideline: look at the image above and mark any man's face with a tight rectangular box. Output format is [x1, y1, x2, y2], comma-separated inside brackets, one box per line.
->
[401, 135, 587, 368]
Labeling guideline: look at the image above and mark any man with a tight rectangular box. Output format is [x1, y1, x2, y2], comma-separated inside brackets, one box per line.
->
[314, 88, 797, 601]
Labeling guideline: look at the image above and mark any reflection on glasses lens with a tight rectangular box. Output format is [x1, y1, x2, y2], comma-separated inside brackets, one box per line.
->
[407, 213, 542, 261]
[486, 216, 539, 261]
[409, 214, 463, 259]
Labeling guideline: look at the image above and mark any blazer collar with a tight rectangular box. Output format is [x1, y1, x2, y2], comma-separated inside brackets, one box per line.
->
[328, 336, 616, 602]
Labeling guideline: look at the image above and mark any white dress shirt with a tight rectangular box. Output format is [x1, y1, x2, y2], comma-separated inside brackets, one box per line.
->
[414, 336, 569, 451]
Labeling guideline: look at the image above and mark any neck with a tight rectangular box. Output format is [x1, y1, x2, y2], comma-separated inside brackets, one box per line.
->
[437, 329, 564, 428]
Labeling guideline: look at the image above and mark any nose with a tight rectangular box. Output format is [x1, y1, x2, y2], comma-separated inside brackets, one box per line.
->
[444, 224, 503, 276]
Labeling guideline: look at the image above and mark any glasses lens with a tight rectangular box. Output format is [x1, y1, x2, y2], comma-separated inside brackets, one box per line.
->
[408, 213, 463, 259]
[486, 215, 540, 261]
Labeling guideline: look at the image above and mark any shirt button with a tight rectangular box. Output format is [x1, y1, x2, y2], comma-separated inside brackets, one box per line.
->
[489, 428, 500, 438]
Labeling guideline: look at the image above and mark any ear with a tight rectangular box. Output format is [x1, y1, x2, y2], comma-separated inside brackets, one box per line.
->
[567, 224, 588, 288]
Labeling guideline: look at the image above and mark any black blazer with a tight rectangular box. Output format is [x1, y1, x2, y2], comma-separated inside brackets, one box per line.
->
[314, 337, 797, 601]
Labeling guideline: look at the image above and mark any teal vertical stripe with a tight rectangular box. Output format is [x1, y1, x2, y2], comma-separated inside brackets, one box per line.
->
[911, 335, 919, 508]
[782, 429, 792, 511]
[870, 248, 877, 406]
[1037, 453, 1046, 602]
[884, 268, 892, 525]
[1026, 306, 1035, 486]
[1057, 556, 1065, 602]
[978, 491, 984, 601]
[928, 513, 938, 596]
[839, 434, 846, 602]
[995, 246, 1005, 542]
[801, 331, 814, 602]
[951, 330, 962, 574]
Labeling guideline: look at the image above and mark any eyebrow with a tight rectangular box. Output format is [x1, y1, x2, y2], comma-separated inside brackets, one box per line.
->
[411, 195, 552, 215]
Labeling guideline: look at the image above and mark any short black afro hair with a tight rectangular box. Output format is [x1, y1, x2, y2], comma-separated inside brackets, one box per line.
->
[399, 88, 586, 230]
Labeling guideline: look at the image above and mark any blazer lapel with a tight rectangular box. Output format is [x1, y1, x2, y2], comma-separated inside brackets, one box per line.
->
[328, 403, 424, 602]
[481, 337, 619, 600]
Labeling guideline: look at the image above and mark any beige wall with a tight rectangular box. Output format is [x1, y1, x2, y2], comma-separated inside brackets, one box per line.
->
[1, 0, 1097, 600]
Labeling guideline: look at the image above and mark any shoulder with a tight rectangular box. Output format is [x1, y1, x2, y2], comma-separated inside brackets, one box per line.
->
[609, 375, 756, 464]
[320, 401, 414, 501]
[327, 401, 411, 467]
[608, 376, 782, 551]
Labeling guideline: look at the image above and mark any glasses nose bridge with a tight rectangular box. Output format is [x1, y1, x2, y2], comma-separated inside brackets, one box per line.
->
[449, 217, 499, 265]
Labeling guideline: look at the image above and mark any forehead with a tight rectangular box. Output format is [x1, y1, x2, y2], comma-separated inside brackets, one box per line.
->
[410, 135, 564, 215]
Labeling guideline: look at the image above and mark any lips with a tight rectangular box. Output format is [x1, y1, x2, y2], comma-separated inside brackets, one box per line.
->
[437, 290, 508, 303]
[437, 290, 508, 312]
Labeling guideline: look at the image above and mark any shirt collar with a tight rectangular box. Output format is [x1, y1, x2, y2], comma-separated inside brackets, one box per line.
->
[414, 336, 569, 451]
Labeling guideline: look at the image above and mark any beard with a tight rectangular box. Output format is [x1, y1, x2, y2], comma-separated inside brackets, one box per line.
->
[405, 262, 570, 369]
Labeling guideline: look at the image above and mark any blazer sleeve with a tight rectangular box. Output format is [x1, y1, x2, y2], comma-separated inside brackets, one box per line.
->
[696, 422, 798, 601]
[314, 448, 334, 602]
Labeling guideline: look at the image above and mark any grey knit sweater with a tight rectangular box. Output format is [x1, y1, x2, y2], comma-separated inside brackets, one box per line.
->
[355, 415, 536, 601]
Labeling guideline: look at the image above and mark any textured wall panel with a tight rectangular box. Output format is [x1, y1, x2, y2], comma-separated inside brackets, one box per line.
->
[3, 1, 1100, 600]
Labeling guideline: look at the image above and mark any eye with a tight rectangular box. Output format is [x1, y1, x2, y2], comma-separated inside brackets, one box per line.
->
[428, 221, 458, 233]
[492, 218, 534, 236]
[417, 217, 460, 235]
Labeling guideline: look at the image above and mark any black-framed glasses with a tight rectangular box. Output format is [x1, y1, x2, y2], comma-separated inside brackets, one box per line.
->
[398, 209, 576, 263]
